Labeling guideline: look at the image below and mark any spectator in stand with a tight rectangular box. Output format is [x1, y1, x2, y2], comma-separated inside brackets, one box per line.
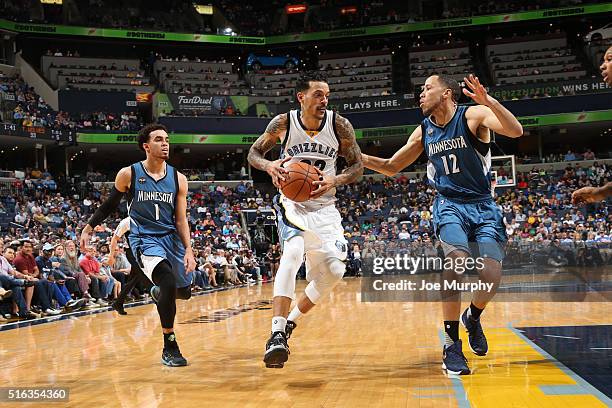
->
[564, 150, 577, 161]
[60, 240, 94, 301]
[12, 240, 60, 315]
[35, 242, 74, 308]
[0, 240, 38, 319]
[99, 256, 120, 301]
[79, 246, 108, 305]
[583, 149, 596, 160]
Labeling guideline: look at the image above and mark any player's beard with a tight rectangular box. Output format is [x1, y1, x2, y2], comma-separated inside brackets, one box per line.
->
[422, 95, 443, 117]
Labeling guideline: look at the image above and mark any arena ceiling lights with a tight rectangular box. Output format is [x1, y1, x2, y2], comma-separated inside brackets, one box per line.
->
[285, 5, 307, 14]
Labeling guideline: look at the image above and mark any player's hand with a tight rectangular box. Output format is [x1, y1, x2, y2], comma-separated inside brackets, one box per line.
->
[79, 225, 92, 252]
[184, 249, 196, 273]
[265, 157, 291, 188]
[572, 187, 604, 204]
[463, 74, 494, 106]
[311, 168, 337, 199]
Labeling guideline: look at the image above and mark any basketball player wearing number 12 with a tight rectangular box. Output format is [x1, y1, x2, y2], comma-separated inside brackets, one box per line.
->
[248, 72, 363, 368]
[363, 74, 523, 375]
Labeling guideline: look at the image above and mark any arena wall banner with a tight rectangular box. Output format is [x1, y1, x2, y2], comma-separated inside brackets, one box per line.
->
[0, 20, 265, 45]
[330, 94, 415, 112]
[76, 133, 257, 145]
[490, 79, 612, 100]
[76, 109, 612, 145]
[166, 94, 250, 115]
[266, 95, 415, 116]
[58, 90, 138, 114]
[1, 3, 610, 45]
[1, 122, 76, 144]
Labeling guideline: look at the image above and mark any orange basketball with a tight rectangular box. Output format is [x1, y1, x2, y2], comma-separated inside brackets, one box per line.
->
[280, 162, 320, 202]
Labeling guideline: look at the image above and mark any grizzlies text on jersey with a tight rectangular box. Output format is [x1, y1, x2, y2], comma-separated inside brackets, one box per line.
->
[422, 105, 492, 202]
[280, 109, 340, 208]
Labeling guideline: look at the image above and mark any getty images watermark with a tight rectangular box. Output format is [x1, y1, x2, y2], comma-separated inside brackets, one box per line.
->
[361, 254, 495, 302]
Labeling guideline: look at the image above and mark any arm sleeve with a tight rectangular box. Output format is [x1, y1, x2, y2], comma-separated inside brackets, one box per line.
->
[86, 187, 124, 228]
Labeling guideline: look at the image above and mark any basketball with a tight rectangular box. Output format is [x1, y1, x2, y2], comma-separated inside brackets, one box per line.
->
[280, 162, 319, 202]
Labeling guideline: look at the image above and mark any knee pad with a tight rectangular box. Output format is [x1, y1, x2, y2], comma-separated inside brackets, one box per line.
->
[273, 236, 305, 299]
[176, 285, 191, 300]
[304, 258, 345, 304]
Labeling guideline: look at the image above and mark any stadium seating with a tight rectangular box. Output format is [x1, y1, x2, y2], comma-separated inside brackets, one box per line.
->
[486, 34, 587, 86]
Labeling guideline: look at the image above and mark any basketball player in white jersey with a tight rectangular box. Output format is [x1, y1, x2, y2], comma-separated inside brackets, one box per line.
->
[248, 72, 363, 368]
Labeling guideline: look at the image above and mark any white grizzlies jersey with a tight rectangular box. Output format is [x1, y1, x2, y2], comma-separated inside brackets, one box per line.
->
[280, 109, 340, 208]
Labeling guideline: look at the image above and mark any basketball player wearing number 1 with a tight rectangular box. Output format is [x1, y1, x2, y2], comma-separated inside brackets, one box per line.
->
[363, 74, 523, 375]
[248, 72, 363, 368]
[80, 123, 196, 367]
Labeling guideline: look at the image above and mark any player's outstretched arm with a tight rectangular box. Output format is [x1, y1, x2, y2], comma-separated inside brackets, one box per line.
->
[247, 113, 290, 188]
[362, 125, 424, 177]
[175, 172, 195, 273]
[79, 166, 131, 252]
[463, 74, 523, 138]
[311, 114, 363, 198]
[572, 182, 612, 204]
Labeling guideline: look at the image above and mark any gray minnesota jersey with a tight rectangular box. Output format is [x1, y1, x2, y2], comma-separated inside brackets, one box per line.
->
[280, 109, 340, 208]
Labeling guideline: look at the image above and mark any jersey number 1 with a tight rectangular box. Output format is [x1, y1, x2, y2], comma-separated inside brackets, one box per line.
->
[154, 204, 160, 220]
[441, 154, 460, 175]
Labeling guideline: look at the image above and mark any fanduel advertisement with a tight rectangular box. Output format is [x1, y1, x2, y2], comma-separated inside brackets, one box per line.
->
[167, 94, 249, 115]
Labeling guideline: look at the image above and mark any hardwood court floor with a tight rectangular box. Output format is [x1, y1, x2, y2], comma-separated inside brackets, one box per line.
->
[0, 279, 610, 408]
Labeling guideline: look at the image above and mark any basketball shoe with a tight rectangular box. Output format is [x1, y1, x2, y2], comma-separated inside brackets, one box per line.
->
[461, 308, 488, 356]
[264, 331, 289, 368]
[442, 340, 470, 375]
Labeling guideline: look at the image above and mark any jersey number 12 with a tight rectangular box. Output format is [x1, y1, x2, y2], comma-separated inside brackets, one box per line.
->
[441, 154, 460, 175]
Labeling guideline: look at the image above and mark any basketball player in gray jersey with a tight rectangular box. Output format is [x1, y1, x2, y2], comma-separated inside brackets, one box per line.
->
[248, 72, 363, 368]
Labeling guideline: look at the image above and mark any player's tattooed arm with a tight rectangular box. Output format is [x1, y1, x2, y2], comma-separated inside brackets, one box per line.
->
[335, 114, 363, 186]
[311, 114, 362, 198]
[248, 113, 290, 188]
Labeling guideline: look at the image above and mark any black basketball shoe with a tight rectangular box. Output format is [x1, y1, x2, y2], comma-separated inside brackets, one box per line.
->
[442, 340, 470, 376]
[112, 300, 127, 315]
[461, 308, 488, 356]
[161, 347, 188, 367]
[264, 331, 289, 368]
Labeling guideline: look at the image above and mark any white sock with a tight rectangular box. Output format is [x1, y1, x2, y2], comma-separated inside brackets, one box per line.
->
[288, 305, 303, 322]
[271, 316, 287, 333]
